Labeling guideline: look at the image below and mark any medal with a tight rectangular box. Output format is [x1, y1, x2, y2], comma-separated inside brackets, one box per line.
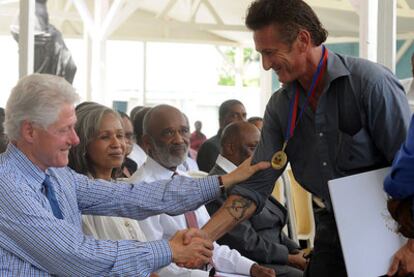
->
[270, 45, 328, 170]
[271, 142, 287, 170]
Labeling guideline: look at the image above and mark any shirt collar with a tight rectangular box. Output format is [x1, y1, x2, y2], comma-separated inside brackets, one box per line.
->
[144, 156, 188, 179]
[215, 154, 237, 173]
[5, 143, 47, 185]
[283, 47, 350, 100]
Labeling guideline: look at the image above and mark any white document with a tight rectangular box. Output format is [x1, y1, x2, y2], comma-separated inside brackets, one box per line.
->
[328, 167, 407, 277]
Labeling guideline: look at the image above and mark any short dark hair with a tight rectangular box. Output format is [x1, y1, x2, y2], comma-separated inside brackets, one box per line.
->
[221, 122, 243, 147]
[118, 111, 130, 120]
[245, 0, 328, 46]
[132, 107, 151, 145]
[219, 99, 244, 126]
[248, 116, 263, 124]
[129, 105, 143, 121]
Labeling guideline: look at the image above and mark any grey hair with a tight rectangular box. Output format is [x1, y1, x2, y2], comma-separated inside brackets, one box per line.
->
[5, 73, 79, 141]
[68, 102, 121, 178]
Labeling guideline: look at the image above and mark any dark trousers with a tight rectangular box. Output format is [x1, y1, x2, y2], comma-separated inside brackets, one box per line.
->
[304, 209, 347, 277]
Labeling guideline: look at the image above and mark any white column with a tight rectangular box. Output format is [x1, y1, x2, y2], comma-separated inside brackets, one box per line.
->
[83, 30, 92, 101]
[377, 0, 396, 72]
[142, 41, 147, 106]
[91, 0, 108, 105]
[259, 66, 272, 115]
[358, 0, 378, 62]
[18, 0, 34, 78]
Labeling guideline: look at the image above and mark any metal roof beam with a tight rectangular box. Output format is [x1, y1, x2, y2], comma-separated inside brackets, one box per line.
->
[201, 0, 224, 24]
[71, 0, 94, 36]
[101, 0, 125, 39]
[189, 0, 202, 22]
[156, 0, 178, 19]
[396, 38, 414, 62]
[105, 0, 142, 37]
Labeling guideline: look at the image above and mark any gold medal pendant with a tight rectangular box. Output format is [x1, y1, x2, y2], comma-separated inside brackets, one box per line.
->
[271, 142, 287, 170]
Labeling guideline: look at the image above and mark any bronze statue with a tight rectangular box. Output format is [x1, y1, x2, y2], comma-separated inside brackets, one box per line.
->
[12, 0, 77, 83]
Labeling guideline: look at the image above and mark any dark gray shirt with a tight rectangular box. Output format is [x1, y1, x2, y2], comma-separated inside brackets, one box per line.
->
[231, 50, 411, 212]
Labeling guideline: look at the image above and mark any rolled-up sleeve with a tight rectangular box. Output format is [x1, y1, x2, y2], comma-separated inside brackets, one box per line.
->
[230, 93, 286, 213]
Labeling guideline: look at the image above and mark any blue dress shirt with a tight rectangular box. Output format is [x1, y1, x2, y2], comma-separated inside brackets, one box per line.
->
[384, 114, 414, 199]
[0, 144, 220, 276]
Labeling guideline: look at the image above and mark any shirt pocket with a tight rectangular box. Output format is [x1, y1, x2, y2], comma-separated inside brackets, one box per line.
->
[335, 127, 379, 173]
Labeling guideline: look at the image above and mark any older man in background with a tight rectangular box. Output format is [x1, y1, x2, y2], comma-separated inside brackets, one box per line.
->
[131, 104, 275, 277]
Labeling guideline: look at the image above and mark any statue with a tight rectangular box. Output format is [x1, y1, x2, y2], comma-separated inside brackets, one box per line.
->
[11, 0, 77, 83]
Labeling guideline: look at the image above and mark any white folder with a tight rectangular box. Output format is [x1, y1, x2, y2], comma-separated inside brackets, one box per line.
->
[328, 167, 407, 277]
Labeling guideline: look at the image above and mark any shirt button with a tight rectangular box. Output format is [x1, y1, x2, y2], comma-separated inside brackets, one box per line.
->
[322, 162, 327, 166]
[124, 221, 130, 227]
[319, 132, 324, 137]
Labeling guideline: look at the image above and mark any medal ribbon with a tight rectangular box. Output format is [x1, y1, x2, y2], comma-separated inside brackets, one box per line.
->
[285, 45, 328, 141]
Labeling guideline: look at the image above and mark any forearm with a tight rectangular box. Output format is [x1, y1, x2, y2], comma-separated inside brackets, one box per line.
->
[202, 195, 256, 241]
[1, 219, 171, 276]
[80, 176, 220, 219]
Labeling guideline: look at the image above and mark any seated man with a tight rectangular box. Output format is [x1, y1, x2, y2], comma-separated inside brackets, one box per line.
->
[206, 121, 305, 277]
[197, 99, 247, 172]
[0, 74, 269, 276]
[130, 104, 274, 277]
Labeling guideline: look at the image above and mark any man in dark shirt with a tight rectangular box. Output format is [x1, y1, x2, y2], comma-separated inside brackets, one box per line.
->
[197, 99, 246, 172]
[206, 121, 304, 277]
[200, 1, 411, 276]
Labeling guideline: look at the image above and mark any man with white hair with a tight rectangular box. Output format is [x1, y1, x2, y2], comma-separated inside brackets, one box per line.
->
[0, 73, 269, 276]
[131, 104, 275, 277]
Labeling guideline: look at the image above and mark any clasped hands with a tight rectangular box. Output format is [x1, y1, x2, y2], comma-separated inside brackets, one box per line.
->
[169, 228, 276, 276]
[169, 228, 213, 269]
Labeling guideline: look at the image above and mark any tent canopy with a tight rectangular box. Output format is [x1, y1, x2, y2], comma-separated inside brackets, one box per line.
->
[0, 0, 413, 46]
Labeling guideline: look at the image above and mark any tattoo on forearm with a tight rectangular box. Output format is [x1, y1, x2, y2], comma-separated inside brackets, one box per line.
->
[225, 198, 253, 221]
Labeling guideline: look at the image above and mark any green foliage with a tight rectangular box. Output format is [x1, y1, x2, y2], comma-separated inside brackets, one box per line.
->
[217, 46, 260, 87]
[218, 75, 236, 86]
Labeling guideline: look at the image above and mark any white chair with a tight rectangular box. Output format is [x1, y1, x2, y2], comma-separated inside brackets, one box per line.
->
[284, 167, 315, 249]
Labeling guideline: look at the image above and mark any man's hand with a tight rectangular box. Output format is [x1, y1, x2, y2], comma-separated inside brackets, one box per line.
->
[181, 227, 210, 245]
[288, 251, 307, 270]
[169, 229, 213, 269]
[388, 239, 414, 276]
[221, 157, 270, 190]
[250, 263, 276, 277]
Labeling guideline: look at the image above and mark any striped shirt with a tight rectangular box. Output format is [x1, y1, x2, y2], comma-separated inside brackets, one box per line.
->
[0, 144, 220, 276]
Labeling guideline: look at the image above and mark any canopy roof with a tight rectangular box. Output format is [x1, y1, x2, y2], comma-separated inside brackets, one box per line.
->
[1, 0, 414, 46]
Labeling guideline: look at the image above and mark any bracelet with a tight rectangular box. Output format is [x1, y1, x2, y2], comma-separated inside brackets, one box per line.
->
[218, 176, 226, 195]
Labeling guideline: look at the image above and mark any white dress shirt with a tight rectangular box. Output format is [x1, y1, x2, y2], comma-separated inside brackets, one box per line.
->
[129, 157, 255, 277]
[180, 156, 200, 172]
[128, 144, 147, 169]
[215, 154, 237, 173]
[82, 177, 147, 242]
[83, 215, 147, 242]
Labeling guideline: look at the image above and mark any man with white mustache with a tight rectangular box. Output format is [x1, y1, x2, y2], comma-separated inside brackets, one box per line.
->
[130, 104, 275, 277]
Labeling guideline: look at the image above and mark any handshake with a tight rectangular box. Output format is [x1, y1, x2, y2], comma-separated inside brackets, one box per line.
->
[168, 228, 213, 269]
[168, 228, 276, 277]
